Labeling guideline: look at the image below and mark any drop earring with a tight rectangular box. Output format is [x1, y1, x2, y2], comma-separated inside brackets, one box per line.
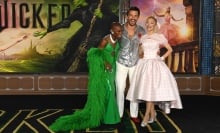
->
[110, 30, 114, 34]
[110, 34, 116, 43]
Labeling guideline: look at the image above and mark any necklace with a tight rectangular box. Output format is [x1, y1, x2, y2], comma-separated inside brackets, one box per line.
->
[110, 34, 116, 44]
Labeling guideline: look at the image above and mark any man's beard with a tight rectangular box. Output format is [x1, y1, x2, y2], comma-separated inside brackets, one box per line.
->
[127, 19, 137, 26]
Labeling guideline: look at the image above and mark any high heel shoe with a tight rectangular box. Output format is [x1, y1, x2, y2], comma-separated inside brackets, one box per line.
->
[165, 103, 171, 114]
[148, 112, 157, 123]
[141, 121, 148, 127]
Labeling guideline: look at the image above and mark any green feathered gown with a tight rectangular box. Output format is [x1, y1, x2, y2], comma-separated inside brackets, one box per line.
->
[49, 42, 120, 132]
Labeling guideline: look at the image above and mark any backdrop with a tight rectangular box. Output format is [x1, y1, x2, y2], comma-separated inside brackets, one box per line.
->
[0, 0, 119, 73]
[130, 0, 201, 73]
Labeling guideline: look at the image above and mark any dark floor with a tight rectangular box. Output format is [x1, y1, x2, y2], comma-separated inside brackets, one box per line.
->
[0, 95, 220, 133]
[168, 95, 220, 133]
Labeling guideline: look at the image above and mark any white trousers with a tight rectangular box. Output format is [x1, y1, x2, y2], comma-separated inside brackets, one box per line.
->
[115, 62, 139, 118]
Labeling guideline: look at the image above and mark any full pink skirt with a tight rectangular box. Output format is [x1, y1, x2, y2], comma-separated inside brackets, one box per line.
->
[126, 58, 183, 109]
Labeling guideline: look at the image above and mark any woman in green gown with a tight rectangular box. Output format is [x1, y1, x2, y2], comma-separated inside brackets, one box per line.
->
[49, 22, 122, 132]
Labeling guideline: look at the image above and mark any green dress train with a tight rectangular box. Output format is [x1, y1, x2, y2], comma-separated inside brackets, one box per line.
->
[49, 42, 120, 132]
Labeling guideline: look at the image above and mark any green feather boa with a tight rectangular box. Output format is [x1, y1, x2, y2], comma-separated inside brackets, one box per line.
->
[49, 48, 109, 132]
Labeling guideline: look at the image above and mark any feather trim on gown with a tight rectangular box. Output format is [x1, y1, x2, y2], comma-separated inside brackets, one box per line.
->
[49, 48, 108, 132]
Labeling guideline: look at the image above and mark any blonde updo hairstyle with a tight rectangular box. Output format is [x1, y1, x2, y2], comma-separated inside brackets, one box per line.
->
[146, 16, 159, 33]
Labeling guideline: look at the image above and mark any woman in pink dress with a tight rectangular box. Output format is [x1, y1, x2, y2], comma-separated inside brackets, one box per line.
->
[126, 16, 183, 127]
[154, 7, 187, 46]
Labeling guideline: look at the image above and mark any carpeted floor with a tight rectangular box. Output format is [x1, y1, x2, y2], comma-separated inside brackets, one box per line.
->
[0, 95, 220, 133]
[168, 95, 220, 133]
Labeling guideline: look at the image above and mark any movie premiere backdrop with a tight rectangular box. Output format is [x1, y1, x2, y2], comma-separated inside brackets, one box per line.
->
[0, 0, 200, 74]
[214, 0, 220, 75]
[0, 0, 119, 73]
[131, 0, 201, 74]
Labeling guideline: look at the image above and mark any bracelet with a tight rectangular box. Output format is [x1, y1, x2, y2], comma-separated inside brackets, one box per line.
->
[161, 56, 164, 60]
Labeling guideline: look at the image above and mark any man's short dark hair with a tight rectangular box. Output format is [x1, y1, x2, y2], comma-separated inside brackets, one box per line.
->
[127, 6, 140, 16]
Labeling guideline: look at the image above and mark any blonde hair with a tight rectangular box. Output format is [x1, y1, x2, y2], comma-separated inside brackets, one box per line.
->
[146, 16, 159, 33]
